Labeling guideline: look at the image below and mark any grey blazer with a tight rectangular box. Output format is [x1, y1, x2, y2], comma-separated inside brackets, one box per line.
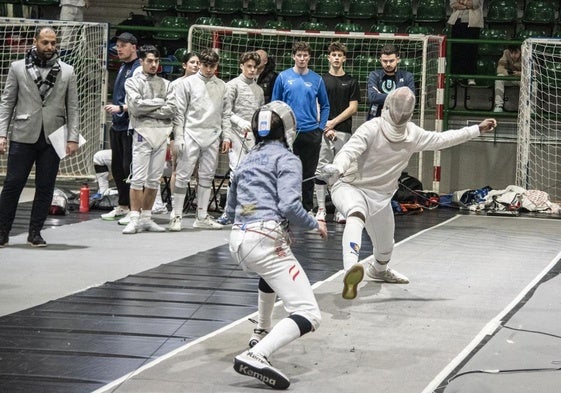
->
[0, 58, 79, 144]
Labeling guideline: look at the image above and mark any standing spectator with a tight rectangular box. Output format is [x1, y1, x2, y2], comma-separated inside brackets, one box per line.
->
[320, 87, 497, 300]
[494, 45, 521, 112]
[122, 45, 176, 234]
[169, 48, 231, 231]
[0, 26, 79, 247]
[227, 101, 327, 389]
[315, 41, 360, 224]
[101, 32, 140, 223]
[447, 0, 484, 86]
[272, 41, 330, 213]
[255, 49, 278, 104]
[169, 51, 200, 197]
[367, 44, 415, 120]
[59, 0, 88, 22]
[216, 51, 265, 225]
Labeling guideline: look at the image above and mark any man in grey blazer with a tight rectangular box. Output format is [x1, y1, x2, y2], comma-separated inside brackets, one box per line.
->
[0, 26, 79, 247]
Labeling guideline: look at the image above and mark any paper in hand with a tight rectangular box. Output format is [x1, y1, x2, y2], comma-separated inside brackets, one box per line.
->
[48, 125, 86, 159]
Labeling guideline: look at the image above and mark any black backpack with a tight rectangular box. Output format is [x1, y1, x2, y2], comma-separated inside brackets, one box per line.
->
[393, 172, 423, 203]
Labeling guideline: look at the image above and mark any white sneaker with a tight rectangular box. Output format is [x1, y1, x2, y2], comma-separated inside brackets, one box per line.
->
[140, 218, 165, 232]
[334, 211, 346, 224]
[233, 350, 290, 390]
[342, 263, 364, 300]
[468, 79, 476, 86]
[117, 212, 131, 226]
[122, 217, 139, 234]
[193, 215, 223, 229]
[151, 204, 168, 214]
[101, 206, 129, 221]
[248, 328, 269, 348]
[315, 208, 326, 221]
[366, 263, 409, 284]
[493, 105, 503, 113]
[168, 215, 182, 232]
[216, 212, 232, 225]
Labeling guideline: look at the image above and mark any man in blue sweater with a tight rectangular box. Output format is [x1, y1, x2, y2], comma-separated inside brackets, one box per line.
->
[272, 41, 330, 213]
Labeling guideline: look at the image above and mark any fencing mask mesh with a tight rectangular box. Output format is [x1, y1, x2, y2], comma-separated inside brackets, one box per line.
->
[381, 87, 416, 142]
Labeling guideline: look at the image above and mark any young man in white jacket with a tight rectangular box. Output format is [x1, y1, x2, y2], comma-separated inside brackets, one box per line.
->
[321, 87, 497, 299]
[169, 48, 232, 231]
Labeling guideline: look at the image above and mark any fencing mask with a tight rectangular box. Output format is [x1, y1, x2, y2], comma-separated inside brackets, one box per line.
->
[380, 87, 416, 142]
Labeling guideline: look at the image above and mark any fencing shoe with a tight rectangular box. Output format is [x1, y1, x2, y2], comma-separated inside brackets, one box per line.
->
[233, 350, 290, 390]
[122, 217, 139, 234]
[101, 206, 129, 221]
[169, 215, 182, 232]
[315, 208, 327, 221]
[366, 263, 410, 284]
[140, 218, 165, 232]
[193, 215, 223, 229]
[342, 263, 364, 299]
[216, 212, 232, 225]
[118, 212, 132, 225]
[248, 328, 269, 348]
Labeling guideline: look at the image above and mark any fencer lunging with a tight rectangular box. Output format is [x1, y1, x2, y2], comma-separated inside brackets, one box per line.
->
[320, 87, 497, 299]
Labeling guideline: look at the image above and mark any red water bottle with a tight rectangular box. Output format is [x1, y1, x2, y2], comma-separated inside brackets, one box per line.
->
[79, 182, 90, 213]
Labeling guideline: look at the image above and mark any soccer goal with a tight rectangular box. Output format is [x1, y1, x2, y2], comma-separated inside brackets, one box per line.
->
[517, 38, 561, 203]
[188, 25, 446, 190]
[0, 18, 108, 179]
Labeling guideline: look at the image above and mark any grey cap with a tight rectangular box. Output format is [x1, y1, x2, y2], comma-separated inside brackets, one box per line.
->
[115, 32, 137, 45]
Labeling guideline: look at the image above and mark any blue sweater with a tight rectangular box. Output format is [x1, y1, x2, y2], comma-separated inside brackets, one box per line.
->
[111, 58, 140, 131]
[272, 68, 330, 133]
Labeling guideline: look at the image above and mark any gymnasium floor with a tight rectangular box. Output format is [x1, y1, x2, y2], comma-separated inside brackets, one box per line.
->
[1, 192, 560, 393]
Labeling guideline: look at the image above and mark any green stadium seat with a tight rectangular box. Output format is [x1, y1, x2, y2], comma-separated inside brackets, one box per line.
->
[176, 0, 209, 14]
[245, 0, 276, 15]
[369, 23, 399, 33]
[278, 0, 309, 17]
[486, 0, 518, 23]
[522, 0, 556, 25]
[218, 50, 239, 80]
[22, 0, 58, 4]
[211, 0, 243, 14]
[515, 28, 548, 40]
[379, 0, 413, 24]
[312, 0, 342, 19]
[406, 25, 436, 34]
[415, 0, 446, 23]
[298, 20, 329, 31]
[142, 0, 176, 12]
[194, 16, 224, 25]
[230, 17, 259, 28]
[345, 0, 377, 20]
[464, 57, 496, 110]
[154, 16, 189, 40]
[263, 18, 292, 29]
[334, 21, 363, 32]
[478, 28, 509, 57]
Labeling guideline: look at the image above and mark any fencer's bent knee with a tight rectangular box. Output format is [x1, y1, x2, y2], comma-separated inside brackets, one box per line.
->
[348, 210, 366, 222]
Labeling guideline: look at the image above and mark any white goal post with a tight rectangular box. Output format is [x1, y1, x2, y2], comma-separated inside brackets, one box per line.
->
[517, 38, 561, 203]
[188, 25, 446, 191]
[0, 17, 108, 179]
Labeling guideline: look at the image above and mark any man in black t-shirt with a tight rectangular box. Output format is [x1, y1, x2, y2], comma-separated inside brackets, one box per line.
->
[315, 41, 361, 224]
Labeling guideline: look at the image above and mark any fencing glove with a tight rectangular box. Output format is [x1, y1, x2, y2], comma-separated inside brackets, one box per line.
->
[319, 164, 341, 185]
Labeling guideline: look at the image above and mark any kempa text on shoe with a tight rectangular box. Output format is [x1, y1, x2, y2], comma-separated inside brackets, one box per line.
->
[237, 364, 279, 387]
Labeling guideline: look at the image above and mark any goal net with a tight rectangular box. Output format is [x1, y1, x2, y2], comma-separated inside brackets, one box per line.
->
[517, 38, 561, 202]
[0, 17, 108, 179]
[188, 25, 446, 189]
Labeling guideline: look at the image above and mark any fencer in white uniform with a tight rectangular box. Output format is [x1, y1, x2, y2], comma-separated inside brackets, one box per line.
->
[321, 87, 497, 299]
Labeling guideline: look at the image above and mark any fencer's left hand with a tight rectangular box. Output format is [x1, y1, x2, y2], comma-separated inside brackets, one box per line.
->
[479, 118, 497, 134]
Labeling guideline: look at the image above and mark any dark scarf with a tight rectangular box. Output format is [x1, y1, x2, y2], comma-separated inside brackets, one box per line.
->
[25, 46, 60, 101]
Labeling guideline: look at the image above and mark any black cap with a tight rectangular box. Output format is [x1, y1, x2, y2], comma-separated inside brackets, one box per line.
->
[115, 32, 137, 45]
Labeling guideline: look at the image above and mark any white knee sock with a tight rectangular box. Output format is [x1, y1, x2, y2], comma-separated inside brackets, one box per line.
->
[373, 259, 389, 272]
[197, 185, 212, 220]
[316, 184, 327, 210]
[251, 317, 301, 359]
[172, 187, 186, 217]
[342, 215, 365, 271]
[257, 290, 276, 330]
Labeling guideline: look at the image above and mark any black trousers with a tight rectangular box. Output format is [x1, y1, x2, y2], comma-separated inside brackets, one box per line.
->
[109, 127, 132, 207]
[0, 134, 60, 233]
[292, 129, 322, 212]
[450, 21, 481, 77]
